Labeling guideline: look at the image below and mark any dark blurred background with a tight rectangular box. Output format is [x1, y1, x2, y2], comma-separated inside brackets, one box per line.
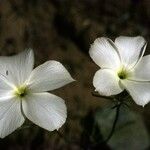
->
[0, 0, 149, 149]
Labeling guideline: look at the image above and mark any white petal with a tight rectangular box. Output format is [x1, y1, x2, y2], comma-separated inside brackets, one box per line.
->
[0, 74, 16, 101]
[129, 55, 150, 81]
[93, 69, 124, 96]
[89, 37, 121, 69]
[122, 80, 150, 106]
[28, 61, 74, 92]
[22, 92, 67, 131]
[0, 49, 34, 86]
[0, 97, 24, 138]
[115, 36, 147, 68]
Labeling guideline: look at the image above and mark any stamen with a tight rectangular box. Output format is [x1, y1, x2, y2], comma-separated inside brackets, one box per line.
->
[14, 86, 28, 98]
[117, 68, 129, 80]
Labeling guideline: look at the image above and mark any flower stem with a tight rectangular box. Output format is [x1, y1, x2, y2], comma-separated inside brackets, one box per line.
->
[105, 103, 121, 142]
[91, 91, 114, 100]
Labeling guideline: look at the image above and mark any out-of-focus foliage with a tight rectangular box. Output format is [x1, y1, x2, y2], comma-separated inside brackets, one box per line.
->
[95, 105, 150, 150]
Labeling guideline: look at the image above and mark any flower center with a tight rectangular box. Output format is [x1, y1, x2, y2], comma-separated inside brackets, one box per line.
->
[118, 69, 129, 80]
[14, 86, 28, 98]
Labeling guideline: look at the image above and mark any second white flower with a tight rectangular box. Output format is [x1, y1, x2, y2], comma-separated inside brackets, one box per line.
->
[89, 36, 150, 107]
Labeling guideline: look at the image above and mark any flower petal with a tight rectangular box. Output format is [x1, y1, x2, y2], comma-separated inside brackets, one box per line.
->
[28, 61, 74, 92]
[0, 49, 34, 85]
[129, 55, 150, 81]
[115, 36, 147, 68]
[122, 80, 150, 106]
[0, 74, 16, 101]
[22, 92, 67, 131]
[93, 69, 124, 96]
[0, 97, 24, 138]
[89, 37, 121, 69]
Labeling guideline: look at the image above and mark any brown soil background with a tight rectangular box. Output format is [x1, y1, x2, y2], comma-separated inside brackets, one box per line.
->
[0, 0, 149, 149]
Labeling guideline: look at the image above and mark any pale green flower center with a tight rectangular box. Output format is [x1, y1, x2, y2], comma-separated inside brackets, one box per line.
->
[117, 68, 130, 80]
[14, 85, 28, 98]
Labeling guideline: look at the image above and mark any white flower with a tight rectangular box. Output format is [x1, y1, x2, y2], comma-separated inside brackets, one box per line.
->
[0, 49, 74, 138]
[89, 36, 150, 107]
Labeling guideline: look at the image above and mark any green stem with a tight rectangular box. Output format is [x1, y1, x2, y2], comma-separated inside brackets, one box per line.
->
[105, 103, 121, 142]
[91, 92, 114, 100]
